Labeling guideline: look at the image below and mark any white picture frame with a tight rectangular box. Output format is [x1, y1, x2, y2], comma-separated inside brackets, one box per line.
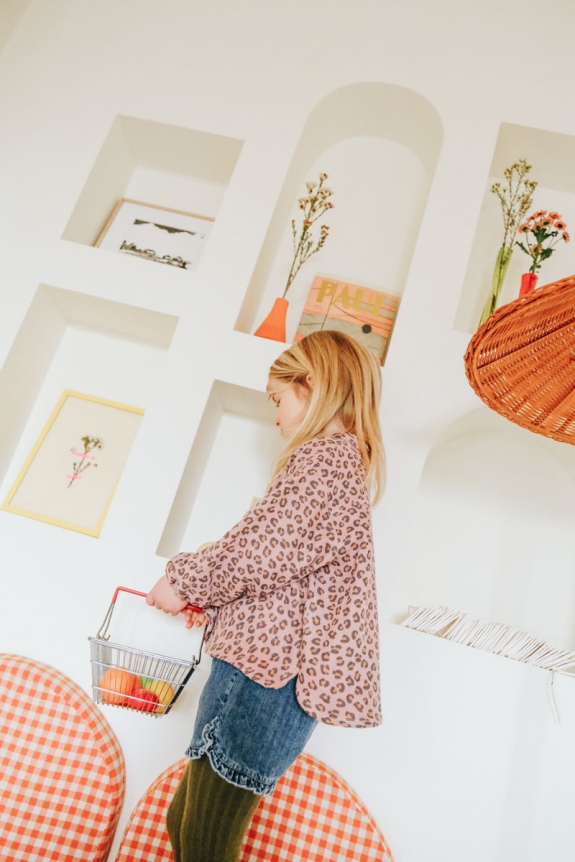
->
[95, 198, 214, 271]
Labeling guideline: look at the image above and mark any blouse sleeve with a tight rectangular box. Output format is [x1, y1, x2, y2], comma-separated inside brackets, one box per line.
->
[165, 441, 344, 609]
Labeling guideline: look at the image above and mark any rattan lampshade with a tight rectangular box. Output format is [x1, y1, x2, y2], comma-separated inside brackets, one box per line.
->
[465, 274, 575, 444]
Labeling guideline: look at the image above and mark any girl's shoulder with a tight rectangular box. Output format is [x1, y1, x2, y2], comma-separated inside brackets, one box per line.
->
[287, 432, 361, 471]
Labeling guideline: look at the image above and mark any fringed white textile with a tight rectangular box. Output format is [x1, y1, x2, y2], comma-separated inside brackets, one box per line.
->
[401, 606, 575, 673]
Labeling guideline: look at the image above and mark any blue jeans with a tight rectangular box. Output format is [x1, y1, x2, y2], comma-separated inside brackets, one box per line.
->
[186, 658, 317, 795]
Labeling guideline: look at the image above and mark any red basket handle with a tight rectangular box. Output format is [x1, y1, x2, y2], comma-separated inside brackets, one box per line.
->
[96, 586, 207, 645]
[111, 585, 204, 615]
[95, 586, 207, 664]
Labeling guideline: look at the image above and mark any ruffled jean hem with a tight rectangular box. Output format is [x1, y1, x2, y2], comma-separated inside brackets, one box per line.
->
[185, 716, 277, 797]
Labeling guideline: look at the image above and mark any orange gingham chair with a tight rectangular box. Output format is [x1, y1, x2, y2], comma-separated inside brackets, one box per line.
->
[0, 654, 125, 861]
[116, 752, 394, 861]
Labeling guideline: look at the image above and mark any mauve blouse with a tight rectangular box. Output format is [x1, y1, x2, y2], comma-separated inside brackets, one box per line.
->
[166, 432, 382, 728]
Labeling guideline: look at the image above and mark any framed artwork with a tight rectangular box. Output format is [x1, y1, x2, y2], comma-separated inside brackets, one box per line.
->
[294, 276, 400, 365]
[1, 391, 145, 537]
[95, 198, 214, 271]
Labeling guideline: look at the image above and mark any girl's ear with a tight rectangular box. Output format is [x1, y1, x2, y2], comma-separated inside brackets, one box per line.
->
[305, 373, 314, 389]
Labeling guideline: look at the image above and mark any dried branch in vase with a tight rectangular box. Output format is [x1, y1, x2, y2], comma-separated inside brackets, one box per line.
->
[283, 172, 334, 298]
[492, 159, 538, 251]
[479, 159, 538, 327]
[254, 172, 334, 342]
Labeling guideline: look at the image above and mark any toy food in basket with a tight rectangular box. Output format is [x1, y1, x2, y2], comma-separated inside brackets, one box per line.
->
[89, 587, 205, 718]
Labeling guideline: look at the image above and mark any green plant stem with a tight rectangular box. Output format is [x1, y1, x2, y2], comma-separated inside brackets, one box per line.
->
[479, 246, 513, 327]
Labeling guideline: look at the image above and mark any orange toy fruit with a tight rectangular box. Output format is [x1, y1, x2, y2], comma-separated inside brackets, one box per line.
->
[99, 668, 139, 705]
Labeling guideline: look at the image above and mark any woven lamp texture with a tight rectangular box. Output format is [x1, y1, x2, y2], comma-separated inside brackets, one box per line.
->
[465, 273, 575, 444]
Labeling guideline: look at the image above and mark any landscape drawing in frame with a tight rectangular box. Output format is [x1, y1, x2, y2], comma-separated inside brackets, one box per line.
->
[95, 198, 214, 270]
[1, 391, 145, 537]
[294, 275, 400, 365]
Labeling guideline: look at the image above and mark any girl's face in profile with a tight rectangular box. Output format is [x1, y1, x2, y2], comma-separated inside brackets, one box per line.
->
[267, 378, 310, 438]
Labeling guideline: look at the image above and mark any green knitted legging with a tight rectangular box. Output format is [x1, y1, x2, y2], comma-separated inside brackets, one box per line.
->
[166, 755, 262, 862]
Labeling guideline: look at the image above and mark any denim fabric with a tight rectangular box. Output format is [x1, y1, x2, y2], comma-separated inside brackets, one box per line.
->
[186, 658, 317, 795]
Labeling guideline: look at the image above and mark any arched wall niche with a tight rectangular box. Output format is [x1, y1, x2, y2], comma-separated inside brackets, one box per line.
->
[455, 121, 575, 333]
[235, 81, 443, 340]
[390, 407, 575, 650]
[0, 0, 31, 56]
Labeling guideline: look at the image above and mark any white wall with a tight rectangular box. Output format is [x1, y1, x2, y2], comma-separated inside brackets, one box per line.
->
[392, 408, 575, 647]
[2, 2, 575, 861]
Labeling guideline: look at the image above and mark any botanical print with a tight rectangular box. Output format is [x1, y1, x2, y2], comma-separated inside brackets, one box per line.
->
[67, 436, 103, 488]
[2, 391, 144, 537]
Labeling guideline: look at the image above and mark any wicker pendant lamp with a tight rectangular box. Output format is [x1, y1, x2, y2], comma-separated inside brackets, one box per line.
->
[464, 274, 575, 444]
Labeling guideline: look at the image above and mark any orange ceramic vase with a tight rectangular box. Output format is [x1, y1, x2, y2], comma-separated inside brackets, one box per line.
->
[254, 297, 288, 342]
[519, 272, 538, 297]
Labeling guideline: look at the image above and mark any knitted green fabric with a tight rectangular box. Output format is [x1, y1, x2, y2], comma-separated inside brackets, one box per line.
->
[166, 755, 262, 862]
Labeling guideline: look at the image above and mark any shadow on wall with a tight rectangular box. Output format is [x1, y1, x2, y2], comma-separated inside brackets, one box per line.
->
[392, 407, 575, 650]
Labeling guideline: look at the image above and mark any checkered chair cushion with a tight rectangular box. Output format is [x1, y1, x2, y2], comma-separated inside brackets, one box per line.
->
[0, 654, 125, 861]
[115, 753, 394, 861]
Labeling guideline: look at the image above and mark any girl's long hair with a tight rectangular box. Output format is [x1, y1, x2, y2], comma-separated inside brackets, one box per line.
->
[268, 330, 386, 504]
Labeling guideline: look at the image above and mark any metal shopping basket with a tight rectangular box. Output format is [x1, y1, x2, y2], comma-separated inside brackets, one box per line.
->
[89, 586, 205, 718]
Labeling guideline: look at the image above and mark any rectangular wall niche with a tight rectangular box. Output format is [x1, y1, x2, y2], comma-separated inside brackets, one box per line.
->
[455, 122, 575, 333]
[0, 284, 178, 508]
[61, 115, 244, 258]
[157, 381, 281, 559]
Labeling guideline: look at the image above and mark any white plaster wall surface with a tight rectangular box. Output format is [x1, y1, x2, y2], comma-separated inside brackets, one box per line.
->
[180, 411, 281, 553]
[1, 2, 575, 860]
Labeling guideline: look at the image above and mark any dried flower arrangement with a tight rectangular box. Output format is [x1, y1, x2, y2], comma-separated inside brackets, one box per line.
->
[283, 173, 334, 298]
[254, 172, 334, 342]
[479, 159, 537, 327]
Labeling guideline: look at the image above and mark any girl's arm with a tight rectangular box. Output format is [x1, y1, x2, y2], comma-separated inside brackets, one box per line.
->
[164, 444, 343, 610]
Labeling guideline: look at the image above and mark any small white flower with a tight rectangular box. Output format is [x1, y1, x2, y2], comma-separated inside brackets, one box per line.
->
[306, 181, 317, 192]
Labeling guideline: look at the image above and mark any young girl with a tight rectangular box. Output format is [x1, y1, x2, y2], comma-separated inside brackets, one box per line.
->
[146, 330, 385, 862]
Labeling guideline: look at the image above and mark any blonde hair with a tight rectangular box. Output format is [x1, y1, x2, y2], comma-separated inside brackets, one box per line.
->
[267, 330, 386, 504]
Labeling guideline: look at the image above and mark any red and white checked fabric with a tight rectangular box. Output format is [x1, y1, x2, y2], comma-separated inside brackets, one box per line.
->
[115, 753, 394, 861]
[241, 754, 393, 861]
[0, 654, 125, 861]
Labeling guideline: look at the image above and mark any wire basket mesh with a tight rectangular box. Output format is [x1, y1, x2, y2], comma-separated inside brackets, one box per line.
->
[89, 587, 204, 718]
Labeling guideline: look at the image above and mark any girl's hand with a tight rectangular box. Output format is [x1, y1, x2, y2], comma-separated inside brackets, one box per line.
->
[146, 575, 188, 615]
[183, 607, 208, 629]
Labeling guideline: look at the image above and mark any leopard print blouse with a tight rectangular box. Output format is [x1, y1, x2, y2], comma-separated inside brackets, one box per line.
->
[166, 432, 382, 728]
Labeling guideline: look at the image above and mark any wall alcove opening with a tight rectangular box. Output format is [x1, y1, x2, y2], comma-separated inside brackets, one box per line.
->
[0, 284, 178, 502]
[455, 122, 575, 333]
[391, 407, 575, 651]
[157, 381, 282, 559]
[235, 81, 443, 350]
[0, 0, 31, 54]
[61, 115, 244, 265]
